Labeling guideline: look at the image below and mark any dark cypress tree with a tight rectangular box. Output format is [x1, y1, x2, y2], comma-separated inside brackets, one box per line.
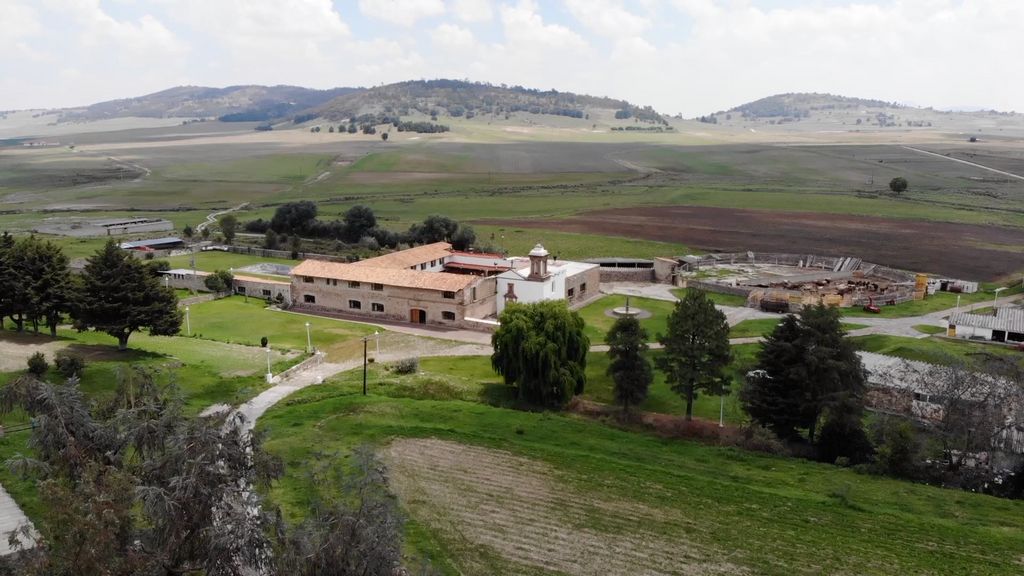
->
[606, 316, 653, 414]
[73, 241, 181, 350]
[740, 314, 807, 439]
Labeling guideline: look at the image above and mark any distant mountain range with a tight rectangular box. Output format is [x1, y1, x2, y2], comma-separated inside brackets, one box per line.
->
[54, 80, 666, 125]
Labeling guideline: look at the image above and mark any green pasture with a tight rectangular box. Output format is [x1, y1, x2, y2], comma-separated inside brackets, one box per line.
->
[852, 334, 1024, 365]
[164, 251, 297, 273]
[471, 225, 686, 260]
[842, 286, 1021, 318]
[182, 296, 376, 357]
[157, 154, 332, 183]
[671, 288, 748, 307]
[259, 359, 1024, 575]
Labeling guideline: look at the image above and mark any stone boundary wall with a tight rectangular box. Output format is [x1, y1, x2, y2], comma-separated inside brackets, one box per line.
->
[272, 351, 324, 384]
[598, 269, 655, 283]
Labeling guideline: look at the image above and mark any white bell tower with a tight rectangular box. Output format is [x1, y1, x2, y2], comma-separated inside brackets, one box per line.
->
[528, 244, 549, 280]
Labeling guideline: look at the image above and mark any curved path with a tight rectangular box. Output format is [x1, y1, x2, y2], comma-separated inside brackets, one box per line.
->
[902, 145, 1024, 182]
[197, 202, 250, 233]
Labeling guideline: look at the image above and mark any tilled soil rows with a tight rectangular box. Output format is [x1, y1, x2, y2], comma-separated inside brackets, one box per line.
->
[486, 205, 1024, 280]
[384, 438, 744, 576]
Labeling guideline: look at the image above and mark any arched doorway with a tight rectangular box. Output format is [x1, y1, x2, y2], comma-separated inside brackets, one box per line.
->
[410, 308, 427, 324]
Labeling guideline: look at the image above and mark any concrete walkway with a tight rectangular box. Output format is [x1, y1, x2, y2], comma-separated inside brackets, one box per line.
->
[0, 482, 34, 555]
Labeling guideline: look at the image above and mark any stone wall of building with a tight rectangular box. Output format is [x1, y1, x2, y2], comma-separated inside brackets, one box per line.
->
[566, 266, 601, 306]
[290, 275, 493, 328]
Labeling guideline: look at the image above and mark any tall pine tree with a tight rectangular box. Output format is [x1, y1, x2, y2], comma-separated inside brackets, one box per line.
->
[656, 289, 732, 421]
[73, 240, 181, 350]
[740, 314, 807, 439]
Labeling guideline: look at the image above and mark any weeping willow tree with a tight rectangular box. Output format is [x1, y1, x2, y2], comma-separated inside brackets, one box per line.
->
[491, 300, 590, 409]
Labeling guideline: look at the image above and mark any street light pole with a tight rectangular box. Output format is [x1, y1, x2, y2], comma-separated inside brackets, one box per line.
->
[185, 306, 191, 336]
[374, 330, 379, 356]
[719, 394, 725, 428]
[362, 337, 368, 396]
[265, 344, 272, 383]
[993, 287, 1007, 315]
[305, 321, 312, 354]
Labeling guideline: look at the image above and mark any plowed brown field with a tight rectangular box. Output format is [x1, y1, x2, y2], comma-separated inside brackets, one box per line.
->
[487, 205, 1024, 280]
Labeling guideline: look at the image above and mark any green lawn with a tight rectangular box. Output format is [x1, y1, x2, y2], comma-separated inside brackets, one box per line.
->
[576, 295, 676, 344]
[181, 296, 376, 355]
[843, 287, 1021, 318]
[852, 334, 1024, 365]
[164, 251, 297, 274]
[913, 324, 946, 335]
[0, 325, 305, 525]
[729, 319, 867, 339]
[258, 363, 1024, 575]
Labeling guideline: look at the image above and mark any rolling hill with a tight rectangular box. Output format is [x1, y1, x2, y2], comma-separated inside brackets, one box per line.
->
[49, 80, 666, 127]
[312, 79, 666, 124]
[727, 92, 899, 119]
[56, 85, 358, 123]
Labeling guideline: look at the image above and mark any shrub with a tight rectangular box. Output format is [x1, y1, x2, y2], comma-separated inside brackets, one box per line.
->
[869, 417, 921, 479]
[737, 425, 788, 455]
[260, 336, 269, 348]
[54, 350, 86, 378]
[27, 352, 48, 376]
[392, 357, 419, 375]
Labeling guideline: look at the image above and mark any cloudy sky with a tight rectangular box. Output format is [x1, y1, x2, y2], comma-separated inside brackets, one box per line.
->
[1, 0, 1021, 116]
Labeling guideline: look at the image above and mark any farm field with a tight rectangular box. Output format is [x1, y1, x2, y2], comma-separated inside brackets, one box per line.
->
[259, 363, 1024, 575]
[491, 204, 1024, 280]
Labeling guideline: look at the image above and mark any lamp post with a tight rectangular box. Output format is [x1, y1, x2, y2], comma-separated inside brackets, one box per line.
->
[993, 287, 1007, 314]
[305, 321, 312, 354]
[362, 336, 369, 396]
[719, 394, 725, 428]
[955, 294, 961, 314]
[374, 330, 380, 356]
[185, 306, 191, 336]
[265, 343, 272, 383]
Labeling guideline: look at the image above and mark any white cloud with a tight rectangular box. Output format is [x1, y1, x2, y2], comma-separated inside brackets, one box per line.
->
[500, 0, 588, 52]
[451, 0, 493, 23]
[358, 0, 445, 27]
[433, 23, 476, 50]
[564, 0, 649, 38]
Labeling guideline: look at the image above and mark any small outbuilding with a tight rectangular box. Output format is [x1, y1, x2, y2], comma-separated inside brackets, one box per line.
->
[947, 307, 1024, 344]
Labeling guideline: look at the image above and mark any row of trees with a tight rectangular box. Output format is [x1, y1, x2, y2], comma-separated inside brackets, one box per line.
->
[1, 236, 180, 350]
[245, 203, 477, 251]
[491, 292, 876, 466]
[0, 234, 73, 336]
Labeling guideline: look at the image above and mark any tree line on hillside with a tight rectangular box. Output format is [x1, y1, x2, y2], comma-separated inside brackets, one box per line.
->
[1, 236, 180, 350]
[244, 202, 477, 252]
[489, 292, 1024, 497]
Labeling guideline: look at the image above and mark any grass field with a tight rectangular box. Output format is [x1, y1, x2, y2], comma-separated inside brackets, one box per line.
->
[842, 285, 1022, 318]
[259, 364, 1024, 575]
[852, 334, 1024, 365]
[164, 251, 297, 273]
[577, 295, 677, 344]
[183, 296, 376, 357]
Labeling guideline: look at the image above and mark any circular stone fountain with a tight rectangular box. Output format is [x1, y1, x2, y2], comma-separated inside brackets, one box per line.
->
[605, 295, 653, 320]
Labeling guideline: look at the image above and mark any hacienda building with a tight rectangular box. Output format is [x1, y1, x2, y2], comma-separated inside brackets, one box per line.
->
[289, 242, 599, 329]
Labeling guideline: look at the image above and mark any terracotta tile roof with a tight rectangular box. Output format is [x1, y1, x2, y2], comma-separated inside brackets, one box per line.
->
[291, 259, 476, 292]
[352, 242, 452, 269]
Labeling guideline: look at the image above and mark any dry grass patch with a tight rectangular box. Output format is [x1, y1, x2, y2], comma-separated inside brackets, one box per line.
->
[383, 438, 745, 576]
